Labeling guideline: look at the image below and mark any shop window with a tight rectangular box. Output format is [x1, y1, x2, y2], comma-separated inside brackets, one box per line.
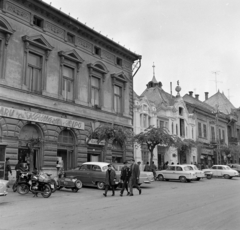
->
[0, 17, 14, 79]
[59, 50, 84, 102]
[33, 16, 43, 28]
[111, 73, 128, 115]
[22, 35, 53, 92]
[87, 63, 108, 108]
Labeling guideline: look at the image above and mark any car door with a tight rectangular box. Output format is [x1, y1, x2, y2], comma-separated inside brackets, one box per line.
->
[175, 166, 184, 179]
[91, 164, 105, 184]
[74, 164, 91, 185]
[164, 166, 175, 179]
[211, 166, 218, 176]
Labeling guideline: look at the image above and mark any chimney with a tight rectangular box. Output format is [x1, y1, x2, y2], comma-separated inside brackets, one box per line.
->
[205, 92, 209, 100]
[195, 94, 199, 100]
[189, 91, 193, 97]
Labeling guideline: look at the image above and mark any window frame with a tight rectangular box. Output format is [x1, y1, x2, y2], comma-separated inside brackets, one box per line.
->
[58, 50, 84, 102]
[87, 63, 108, 109]
[22, 35, 53, 93]
[0, 17, 14, 79]
[111, 73, 127, 115]
[33, 15, 44, 28]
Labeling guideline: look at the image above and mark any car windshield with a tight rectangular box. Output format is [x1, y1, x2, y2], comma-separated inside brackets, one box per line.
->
[183, 166, 193, 171]
[225, 166, 231, 170]
[192, 166, 198, 170]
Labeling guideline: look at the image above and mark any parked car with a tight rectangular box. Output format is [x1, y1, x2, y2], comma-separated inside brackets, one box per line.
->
[183, 164, 206, 181]
[228, 164, 240, 176]
[113, 163, 154, 185]
[202, 165, 239, 179]
[156, 165, 197, 182]
[0, 179, 9, 196]
[64, 162, 121, 190]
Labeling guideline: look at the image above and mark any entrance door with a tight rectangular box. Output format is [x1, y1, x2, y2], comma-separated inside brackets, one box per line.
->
[57, 150, 68, 171]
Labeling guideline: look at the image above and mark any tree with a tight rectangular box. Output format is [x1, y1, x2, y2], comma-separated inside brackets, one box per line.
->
[87, 124, 133, 162]
[134, 126, 176, 167]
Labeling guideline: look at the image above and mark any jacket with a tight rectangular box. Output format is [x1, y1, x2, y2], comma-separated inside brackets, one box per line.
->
[105, 169, 116, 186]
[130, 163, 140, 186]
[120, 166, 131, 181]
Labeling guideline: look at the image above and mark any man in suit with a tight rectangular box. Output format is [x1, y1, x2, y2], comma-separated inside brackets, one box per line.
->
[103, 164, 116, 197]
[128, 159, 141, 196]
[120, 161, 131, 196]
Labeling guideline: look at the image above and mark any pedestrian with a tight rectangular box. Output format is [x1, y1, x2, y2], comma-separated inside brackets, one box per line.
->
[128, 159, 141, 196]
[144, 162, 151, 172]
[151, 161, 157, 179]
[120, 161, 131, 196]
[15, 160, 24, 181]
[103, 164, 116, 197]
[4, 157, 12, 180]
[163, 161, 169, 169]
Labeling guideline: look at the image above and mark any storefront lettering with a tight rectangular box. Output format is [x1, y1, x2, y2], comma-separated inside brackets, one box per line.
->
[0, 106, 84, 130]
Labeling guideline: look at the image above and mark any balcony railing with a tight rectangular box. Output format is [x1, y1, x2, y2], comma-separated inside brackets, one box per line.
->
[228, 137, 238, 144]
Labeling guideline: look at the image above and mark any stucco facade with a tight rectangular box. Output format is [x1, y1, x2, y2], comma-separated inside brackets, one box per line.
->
[0, 0, 141, 179]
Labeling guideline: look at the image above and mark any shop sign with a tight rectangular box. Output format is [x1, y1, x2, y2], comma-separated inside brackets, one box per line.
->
[87, 138, 105, 145]
[201, 149, 213, 155]
[0, 106, 84, 130]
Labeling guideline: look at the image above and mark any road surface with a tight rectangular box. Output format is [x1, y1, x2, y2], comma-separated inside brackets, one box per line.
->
[1, 177, 240, 230]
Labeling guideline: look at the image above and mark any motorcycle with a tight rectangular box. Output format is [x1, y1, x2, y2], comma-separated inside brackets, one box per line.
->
[57, 172, 82, 192]
[16, 171, 52, 198]
[12, 169, 29, 192]
[39, 172, 58, 193]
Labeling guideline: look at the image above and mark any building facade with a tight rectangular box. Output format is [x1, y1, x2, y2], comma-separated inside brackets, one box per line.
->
[0, 0, 141, 179]
[184, 92, 229, 166]
[134, 76, 197, 170]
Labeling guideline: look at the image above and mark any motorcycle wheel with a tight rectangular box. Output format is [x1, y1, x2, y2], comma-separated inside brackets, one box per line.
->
[50, 179, 57, 193]
[17, 184, 30, 195]
[41, 184, 52, 198]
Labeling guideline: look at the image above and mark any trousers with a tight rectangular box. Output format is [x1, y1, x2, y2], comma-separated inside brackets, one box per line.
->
[128, 178, 140, 194]
[104, 184, 115, 195]
[120, 180, 129, 194]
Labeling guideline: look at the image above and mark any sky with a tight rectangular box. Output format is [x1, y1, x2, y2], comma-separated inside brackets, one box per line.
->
[45, 0, 240, 107]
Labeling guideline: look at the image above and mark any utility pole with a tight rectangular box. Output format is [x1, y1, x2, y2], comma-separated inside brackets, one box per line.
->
[213, 104, 220, 164]
[211, 71, 222, 92]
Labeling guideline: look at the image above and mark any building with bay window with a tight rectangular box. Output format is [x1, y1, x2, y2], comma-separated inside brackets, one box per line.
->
[0, 0, 141, 180]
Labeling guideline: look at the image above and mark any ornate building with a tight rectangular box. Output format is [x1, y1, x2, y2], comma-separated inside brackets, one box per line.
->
[134, 68, 196, 169]
[0, 0, 141, 179]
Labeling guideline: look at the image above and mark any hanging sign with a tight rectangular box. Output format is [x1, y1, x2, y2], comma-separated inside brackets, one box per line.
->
[0, 106, 84, 130]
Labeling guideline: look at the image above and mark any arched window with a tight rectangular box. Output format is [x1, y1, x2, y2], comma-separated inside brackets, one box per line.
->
[58, 130, 74, 144]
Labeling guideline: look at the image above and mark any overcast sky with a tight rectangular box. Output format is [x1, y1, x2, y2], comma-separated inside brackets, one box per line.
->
[46, 0, 240, 107]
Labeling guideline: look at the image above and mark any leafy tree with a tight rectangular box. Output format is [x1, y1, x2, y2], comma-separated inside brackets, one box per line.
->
[134, 126, 176, 167]
[87, 124, 133, 162]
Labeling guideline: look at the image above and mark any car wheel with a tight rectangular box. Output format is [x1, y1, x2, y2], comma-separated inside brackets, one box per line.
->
[97, 182, 105, 190]
[196, 177, 200, 181]
[224, 174, 230, 179]
[206, 175, 212, 179]
[72, 188, 79, 192]
[229, 177, 232, 179]
[157, 174, 165, 181]
[75, 180, 83, 189]
[187, 179, 191, 183]
[179, 176, 187, 183]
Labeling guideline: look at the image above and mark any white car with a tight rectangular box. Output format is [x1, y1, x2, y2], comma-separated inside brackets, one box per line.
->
[184, 164, 205, 181]
[203, 165, 239, 179]
[156, 165, 197, 182]
[0, 179, 9, 196]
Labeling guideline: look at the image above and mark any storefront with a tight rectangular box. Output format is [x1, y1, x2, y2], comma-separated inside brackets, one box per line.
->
[200, 148, 214, 167]
[0, 106, 85, 174]
[87, 139, 104, 162]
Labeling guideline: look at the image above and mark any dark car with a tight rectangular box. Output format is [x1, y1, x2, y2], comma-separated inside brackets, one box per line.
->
[65, 162, 121, 190]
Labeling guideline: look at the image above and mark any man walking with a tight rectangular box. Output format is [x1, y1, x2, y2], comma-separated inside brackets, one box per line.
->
[4, 157, 12, 180]
[151, 161, 157, 179]
[120, 161, 131, 196]
[103, 164, 116, 197]
[128, 159, 141, 196]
